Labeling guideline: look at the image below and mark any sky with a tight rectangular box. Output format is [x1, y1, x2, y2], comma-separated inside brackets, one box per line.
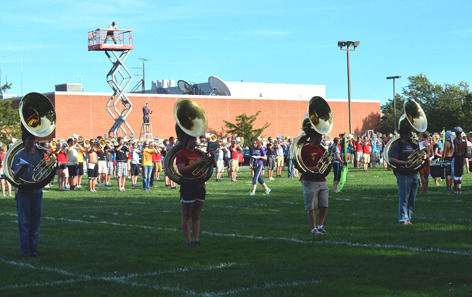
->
[1, 0, 471, 105]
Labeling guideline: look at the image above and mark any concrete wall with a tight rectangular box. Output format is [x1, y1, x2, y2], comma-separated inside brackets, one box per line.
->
[46, 92, 380, 140]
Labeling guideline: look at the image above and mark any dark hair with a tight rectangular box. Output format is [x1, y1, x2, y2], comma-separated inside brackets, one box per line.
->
[117, 137, 123, 142]
[21, 129, 35, 142]
[67, 138, 74, 145]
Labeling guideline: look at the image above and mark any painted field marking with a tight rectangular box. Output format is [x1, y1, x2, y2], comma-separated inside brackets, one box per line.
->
[39, 215, 472, 257]
[1, 259, 315, 296]
[2, 213, 471, 257]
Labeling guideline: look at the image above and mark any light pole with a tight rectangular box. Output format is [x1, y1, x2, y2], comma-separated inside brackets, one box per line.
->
[386, 76, 401, 133]
[338, 41, 360, 134]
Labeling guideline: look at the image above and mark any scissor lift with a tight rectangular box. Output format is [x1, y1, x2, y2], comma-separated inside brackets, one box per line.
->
[88, 28, 135, 138]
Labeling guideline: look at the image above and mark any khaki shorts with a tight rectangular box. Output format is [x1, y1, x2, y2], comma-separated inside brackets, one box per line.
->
[355, 151, 363, 162]
[363, 154, 370, 164]
[230, 159, 239, 172]
[277, 156, 284, 167]
[216, 160, 225, 173]
[155, 161, 163, 172]
[98, 160, 107, 174]
[302, 180, 328, 210]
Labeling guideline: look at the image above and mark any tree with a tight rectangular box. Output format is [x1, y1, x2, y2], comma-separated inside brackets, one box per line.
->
[0, 83, 21, 145]
[379, 74, 471, 134]
[223, 111, 271, 147]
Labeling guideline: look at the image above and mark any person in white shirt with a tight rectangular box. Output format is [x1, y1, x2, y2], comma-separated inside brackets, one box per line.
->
[104, 21, 118, 44]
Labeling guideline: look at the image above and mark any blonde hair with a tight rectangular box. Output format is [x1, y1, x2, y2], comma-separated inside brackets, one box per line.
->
[432, 134, 440, 144]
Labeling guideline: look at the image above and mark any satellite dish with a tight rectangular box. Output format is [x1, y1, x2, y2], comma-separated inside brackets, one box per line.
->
[177, 80, 195, 95]
[208, 76, 231, 96]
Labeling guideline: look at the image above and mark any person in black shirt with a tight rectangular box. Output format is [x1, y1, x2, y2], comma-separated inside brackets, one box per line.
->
[389, 125, 418, 225]
[114, 137, 129, 191]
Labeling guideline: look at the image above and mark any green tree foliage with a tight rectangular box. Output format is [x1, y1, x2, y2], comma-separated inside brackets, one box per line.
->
[223, 111, 270, 147]
[0, 83, 21, 145]
[379, 74, 471, 134]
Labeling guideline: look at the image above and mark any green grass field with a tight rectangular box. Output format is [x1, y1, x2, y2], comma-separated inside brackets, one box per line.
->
[1, 165, 471, 296]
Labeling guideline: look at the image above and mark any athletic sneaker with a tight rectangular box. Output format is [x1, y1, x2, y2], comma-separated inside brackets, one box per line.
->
[317, 227, 327, 234]
[311, 228, 321, 235]
[249, 192, 255, 196]
[269, 177, 275, 180]
[266, 188, 271, 195]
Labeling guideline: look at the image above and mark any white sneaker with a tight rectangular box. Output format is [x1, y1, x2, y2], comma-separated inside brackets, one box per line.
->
[269, 177, 275, 180]
[76, 185, 82, 188]
[122, 187, 126, 192]
[66, 185, 70, 189]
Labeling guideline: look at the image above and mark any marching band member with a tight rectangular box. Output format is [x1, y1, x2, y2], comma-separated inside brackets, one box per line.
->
[153, 143, 163, 181]
[76, 140, 86, 189]
[442, 131, 454, 191]
[11, 129, 45, 257]
[418, 132, 433, 193]
[215, 143, 225, 182]
[97, 137, 107, 187]
[86, 140, 99, 192]
[331, 137, 343, 193]
[0, 145, 13, 197]
[55, 143, 67, 191]
[249, 138, 271, 196]
[451, 127, 467, 194]
[266, 137, 276, 180]
[229, 139, 242, 182]
[130, 142, 141, 187]
[114, 137, 129, 192]
[141, 141, 157, 191]
[175, 134, 216, 246]
[388, 125, 418, 225]
[300, 130, 329, 234]
[66, 138, 83, 191]
[165, 137, 176, 189]
[275, 139, 286, 177]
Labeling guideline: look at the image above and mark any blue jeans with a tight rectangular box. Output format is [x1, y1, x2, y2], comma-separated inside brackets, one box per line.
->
[396, 174, 418, 223]
[143, 166, 153, 190]
[253, 165, 264, 185]
[17, 189, 43, 257]
[287, 159, 294, 178]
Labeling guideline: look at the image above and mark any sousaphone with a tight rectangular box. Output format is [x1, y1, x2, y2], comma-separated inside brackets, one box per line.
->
[164, 99, 214, 185]
[383, 99, 428, 172]
[291, 96, 334, 179]
[4, 92, 57, 190]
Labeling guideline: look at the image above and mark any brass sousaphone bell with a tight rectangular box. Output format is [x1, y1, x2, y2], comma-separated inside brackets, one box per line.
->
[383, 99, 428, 172]
[291, 96, 334, 179]
[164, 99, 214, 185]
[3, 92, 57, 190]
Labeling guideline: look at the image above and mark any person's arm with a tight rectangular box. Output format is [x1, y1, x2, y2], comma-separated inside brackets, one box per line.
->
[177, 155, 208, 174]
[389, 143, 412, 167]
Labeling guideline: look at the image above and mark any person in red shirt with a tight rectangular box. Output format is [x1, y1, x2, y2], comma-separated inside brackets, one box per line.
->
[362, 136, 372, 171]
[354, 136, 363, 169]
[0, 145, 13, 197]
[55, 143, 68, 191]
[300, 130, 329, 235]
[228, 139, 242, 182]
[176, 135, 215, 246]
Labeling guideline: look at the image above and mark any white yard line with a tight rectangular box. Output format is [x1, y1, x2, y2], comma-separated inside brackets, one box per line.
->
[0, 278, 85, 291]
[0, 259, 236, 296]
[38, 215, 472, 256]
[200, 280, 321, 297]
[2, 213, 471, 257]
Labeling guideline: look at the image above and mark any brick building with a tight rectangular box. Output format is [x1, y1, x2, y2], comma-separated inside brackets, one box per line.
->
[12, 91, 380, 141]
